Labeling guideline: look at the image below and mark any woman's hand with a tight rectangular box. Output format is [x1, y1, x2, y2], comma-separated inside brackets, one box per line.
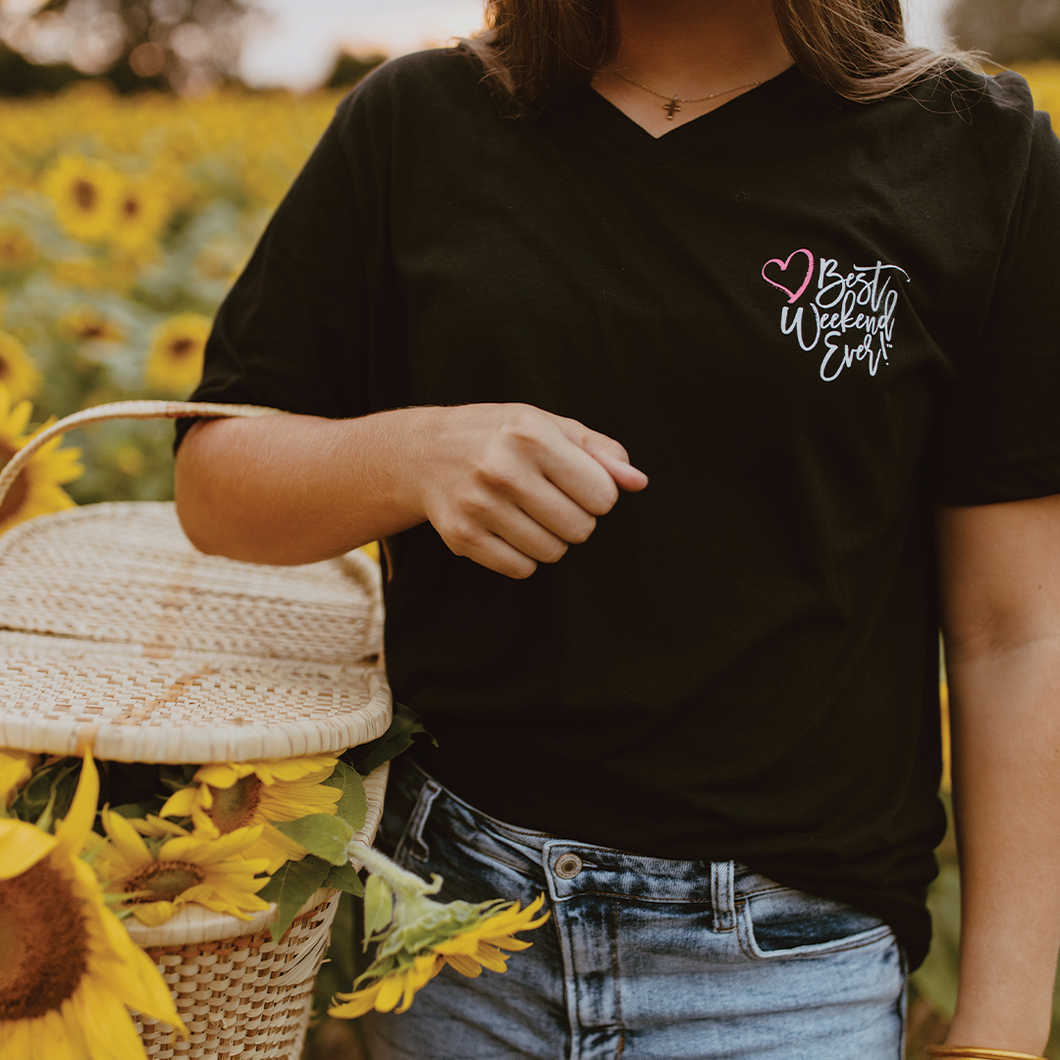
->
[407, 403, 648, 578]
[175, 402, 647, 576]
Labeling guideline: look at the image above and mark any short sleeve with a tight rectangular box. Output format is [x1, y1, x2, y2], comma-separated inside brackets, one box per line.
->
[930, 85, 1060, 505]
[175, 74, 403, 447]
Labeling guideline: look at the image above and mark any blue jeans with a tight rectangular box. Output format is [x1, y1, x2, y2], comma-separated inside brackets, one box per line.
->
[359, 759, 907, 1060]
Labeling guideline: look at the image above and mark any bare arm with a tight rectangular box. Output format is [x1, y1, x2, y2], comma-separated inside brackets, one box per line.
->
[174, 403, 648, 578]
[936, 494, 1060, 1053]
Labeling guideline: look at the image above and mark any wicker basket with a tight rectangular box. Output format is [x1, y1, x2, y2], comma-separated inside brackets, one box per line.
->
[0, 401, 393, 1060]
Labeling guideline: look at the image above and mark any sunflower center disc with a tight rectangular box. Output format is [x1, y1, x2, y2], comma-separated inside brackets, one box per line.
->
[0, 438, 29, 524]
[73, 179, 97, 211]
[208, 774, 263, 833]
[0, 859, 89, 1018]
[168, 337, 196, 359]
[125, 860, 206, 900]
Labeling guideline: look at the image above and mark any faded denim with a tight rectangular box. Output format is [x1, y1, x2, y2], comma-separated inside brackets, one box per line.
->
[359, 759, 906, 1060]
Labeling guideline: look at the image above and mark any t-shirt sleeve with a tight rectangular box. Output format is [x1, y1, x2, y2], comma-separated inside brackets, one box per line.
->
[930, 91, 1060, 505]
[175, 81, 396, 447]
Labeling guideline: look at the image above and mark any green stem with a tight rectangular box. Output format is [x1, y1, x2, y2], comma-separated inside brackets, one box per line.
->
[349, 842, 442, 900]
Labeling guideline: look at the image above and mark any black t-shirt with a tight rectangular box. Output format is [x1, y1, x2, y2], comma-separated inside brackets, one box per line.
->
[184, 50, 1060, 968]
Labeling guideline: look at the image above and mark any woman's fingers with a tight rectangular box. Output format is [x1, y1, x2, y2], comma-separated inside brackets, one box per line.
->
[416, 403, 646, 577]
[550, 414, 650, 495]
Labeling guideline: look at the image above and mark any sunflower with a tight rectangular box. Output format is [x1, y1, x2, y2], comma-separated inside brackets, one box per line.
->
[0, 385, 83, 537]
[41, 155, 123, 244]
[0, 752, 185, 1060]
[144, 313, 211, 394]
[0, 748, 38, 807]
[0, 332, 42, 403]
[329, 845, 549, 1019]
[0, 226, 37, 272]
[330, 954, 441, 1019]
[57, 305, 125, 344]
[160, 754, 342, 873]
[94, 809, 272, 926]
[429, 895, 547, 976]
[111, 176, 170, 255]
[329, 897, 550, 1019]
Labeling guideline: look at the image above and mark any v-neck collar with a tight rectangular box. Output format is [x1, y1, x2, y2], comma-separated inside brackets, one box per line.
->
[566, 64, 811, 166]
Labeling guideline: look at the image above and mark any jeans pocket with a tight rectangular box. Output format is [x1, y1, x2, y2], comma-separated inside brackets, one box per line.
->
[738, 883, 894, 961]
[386, 769, 441, 866]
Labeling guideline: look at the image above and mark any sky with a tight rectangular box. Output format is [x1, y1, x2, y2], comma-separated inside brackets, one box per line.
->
[239, 0, 956, 90]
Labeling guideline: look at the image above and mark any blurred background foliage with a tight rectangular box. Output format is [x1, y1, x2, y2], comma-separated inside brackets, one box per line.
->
[0, 0, 1056, 1057]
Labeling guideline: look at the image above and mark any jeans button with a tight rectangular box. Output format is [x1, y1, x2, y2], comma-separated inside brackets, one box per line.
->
[554, 853, 583, 879]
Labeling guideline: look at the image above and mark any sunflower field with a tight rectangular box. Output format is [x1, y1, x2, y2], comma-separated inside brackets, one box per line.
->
[1, 59, 1060, 1059]
[0, 80, 341, 520]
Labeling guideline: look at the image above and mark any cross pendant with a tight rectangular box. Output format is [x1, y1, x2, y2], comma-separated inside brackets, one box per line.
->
[664, 97, 681, 119]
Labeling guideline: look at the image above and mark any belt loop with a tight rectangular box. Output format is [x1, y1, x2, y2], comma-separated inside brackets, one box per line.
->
[397, 779, 442, 863]
[710, 860, 736, 933]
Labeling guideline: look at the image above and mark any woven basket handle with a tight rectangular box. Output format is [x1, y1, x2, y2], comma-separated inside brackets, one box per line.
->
[0, 399, 281, 509]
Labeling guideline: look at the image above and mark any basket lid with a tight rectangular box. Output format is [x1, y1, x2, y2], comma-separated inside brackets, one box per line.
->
[0, 502, 391, 762]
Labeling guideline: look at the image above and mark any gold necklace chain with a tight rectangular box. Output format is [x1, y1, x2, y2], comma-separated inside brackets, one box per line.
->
[608, 69, 763, 119]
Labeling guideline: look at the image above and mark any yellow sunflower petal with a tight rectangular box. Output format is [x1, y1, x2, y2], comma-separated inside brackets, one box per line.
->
[7, 396, 32, 437]
[0, 747, 38, 804]
[375, 972, 406, 1013]
[251, 820, 310, 872]
[469, 943, 510, 973]
[442, 952, 485, 978]
[1, 1018, 32, 1060]
[100, 806, 152, 866]
[257, 778, 341, 821]
[128, 814, 189, 839]
[205, 856, 271, 882]
[193, 762, 248, 788]
[73, 859, 183, 1030]
[180, 882, 270, 919]
[251, 756, 337, 784]
[0, 818, 57, 878]
[158, 786, 198, 818]
[329, 980, 385, 1019]
[40, 1006, 86, 1060]
[54, 751, 98, 857]
[160, 823, 262, 863]
[129, 899, 177, 926]
[73, 976, 151, 1060]
[395, 954, 442, 1014]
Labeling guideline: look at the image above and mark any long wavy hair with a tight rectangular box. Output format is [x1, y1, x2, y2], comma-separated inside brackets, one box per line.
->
[465, 0, 967, 116]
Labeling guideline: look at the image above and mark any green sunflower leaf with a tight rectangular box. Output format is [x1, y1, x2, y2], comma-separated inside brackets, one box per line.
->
[109, 800, 166, 820]
[341, 701, 435, 777]
[321, 760, 367, 833]
[258, 855, 332, 941]
[363, 872, 393, 941]
[19, 759, 80, 833]
[274, 813, 354, 865]
[321, 860, 364, 897]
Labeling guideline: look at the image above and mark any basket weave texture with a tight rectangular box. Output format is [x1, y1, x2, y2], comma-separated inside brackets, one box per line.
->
[130, 763, 388, 1059]
[0, 502, 391, 762]
[136, 889, 339, 1060]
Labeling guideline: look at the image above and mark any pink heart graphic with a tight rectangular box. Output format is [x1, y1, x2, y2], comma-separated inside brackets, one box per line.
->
[762, 249, 815, 304]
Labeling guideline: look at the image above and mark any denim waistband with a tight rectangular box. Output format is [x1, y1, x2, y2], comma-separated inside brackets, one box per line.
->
[391, 758, 784, 922]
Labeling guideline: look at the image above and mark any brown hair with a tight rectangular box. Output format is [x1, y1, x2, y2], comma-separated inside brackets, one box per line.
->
[465, 0, 971, 116]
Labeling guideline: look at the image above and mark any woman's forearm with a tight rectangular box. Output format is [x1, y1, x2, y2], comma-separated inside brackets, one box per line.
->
[945, 638, 1060, 1053]
[174, 410, 430, 565]
[174, 403, 648, 573]
[936, 495, 1060, 1053]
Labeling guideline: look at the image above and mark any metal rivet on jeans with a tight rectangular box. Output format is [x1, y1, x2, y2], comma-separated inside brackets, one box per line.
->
[554, 853, 583, 879]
